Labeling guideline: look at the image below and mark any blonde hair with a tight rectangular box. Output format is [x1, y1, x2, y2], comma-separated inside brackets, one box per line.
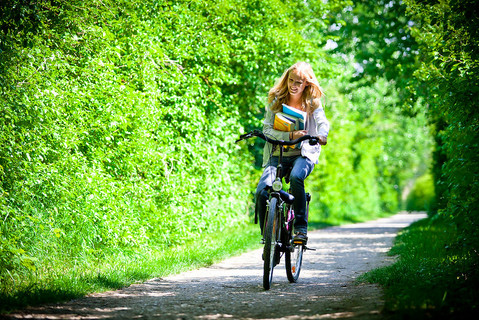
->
[267, 61, 324, 114]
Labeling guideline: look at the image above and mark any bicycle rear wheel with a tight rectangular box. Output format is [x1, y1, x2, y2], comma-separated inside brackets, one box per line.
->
[263, 197, 280, 290]
[285, 243, 304, 282]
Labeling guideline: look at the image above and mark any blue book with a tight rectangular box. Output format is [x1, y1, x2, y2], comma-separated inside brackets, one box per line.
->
[282, 104, 306, 130]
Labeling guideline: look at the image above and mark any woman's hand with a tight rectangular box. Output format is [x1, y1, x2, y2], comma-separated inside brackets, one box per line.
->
[317, 135, 327, 145]
[289, 131, 327, 145]
[290, 130, 307, 140]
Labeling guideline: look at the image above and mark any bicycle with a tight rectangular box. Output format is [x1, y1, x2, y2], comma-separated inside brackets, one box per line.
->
[236, 129, 318, 290]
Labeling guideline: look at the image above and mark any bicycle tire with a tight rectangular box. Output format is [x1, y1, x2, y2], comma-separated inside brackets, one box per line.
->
[285, 243, 304, 282]
[263, 197, 279, 290]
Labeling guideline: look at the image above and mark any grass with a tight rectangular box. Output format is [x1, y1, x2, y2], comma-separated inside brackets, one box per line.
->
[0, 222, 262, 313]
[358, 215, 479, 319]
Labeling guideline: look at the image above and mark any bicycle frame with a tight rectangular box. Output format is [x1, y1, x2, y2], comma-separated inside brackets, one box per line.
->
[266, 144, 294, 245]
[268, 143, 286, 203]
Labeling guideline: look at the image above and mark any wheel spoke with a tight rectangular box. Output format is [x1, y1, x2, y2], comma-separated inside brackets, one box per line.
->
[263, 197, 279, 290]
[286, 242, 304, 282]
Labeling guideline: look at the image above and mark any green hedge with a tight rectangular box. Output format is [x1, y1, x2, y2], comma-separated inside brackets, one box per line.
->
[405, 0, 479, 271]
[1, 0, 431, 297]
[0, 0, 335, 290]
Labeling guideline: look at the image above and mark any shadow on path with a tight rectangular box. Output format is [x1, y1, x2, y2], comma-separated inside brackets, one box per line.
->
[2, 212, 427, 320]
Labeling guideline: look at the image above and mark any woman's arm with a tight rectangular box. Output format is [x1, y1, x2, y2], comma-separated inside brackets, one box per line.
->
[262, 108, 291, 141]
[313, 106, 329, 138]
[313, 105, 330, 145]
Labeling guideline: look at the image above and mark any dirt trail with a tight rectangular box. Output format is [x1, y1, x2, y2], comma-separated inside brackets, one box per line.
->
[3, 212, 427, 320]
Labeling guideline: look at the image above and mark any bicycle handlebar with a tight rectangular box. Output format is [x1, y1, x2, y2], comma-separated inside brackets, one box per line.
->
[235, 130, 320, 146]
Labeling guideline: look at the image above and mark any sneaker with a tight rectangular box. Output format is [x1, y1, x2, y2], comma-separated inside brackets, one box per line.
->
[293, 232, 308, 244]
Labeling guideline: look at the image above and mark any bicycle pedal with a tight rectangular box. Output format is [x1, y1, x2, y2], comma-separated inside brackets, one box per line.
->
[292, 240, 306, 245]
[304, 246, 316, 251]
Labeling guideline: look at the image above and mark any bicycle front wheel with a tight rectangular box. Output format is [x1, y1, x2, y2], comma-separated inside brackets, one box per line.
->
[285, 243, 304, 283]
[263, 197, 280, 290]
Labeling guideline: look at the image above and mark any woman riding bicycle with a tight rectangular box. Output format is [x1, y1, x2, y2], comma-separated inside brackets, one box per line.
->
[255, 61, 330, 243]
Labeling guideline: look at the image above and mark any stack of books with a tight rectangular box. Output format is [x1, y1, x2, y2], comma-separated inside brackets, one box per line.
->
[273, 104, 306, 132]
[273, 104, 307, 148]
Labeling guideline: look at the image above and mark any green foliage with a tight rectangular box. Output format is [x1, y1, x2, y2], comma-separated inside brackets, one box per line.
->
[0, 0, 312, 295]
[404, 0, 479, 290]
[327, 0, 421, 111]
[0, 0, 436, 311]
[360, 216, 479, 317]
[308, 0, 434, 223]
[405, 173, 435, 213]
[308, 75, 432, 223]
[349, 0, 479, 316]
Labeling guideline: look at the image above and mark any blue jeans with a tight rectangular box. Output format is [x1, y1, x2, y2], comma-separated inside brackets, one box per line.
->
[255, 156, 315, 234]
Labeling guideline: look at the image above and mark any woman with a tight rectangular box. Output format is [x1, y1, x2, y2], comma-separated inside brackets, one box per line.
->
[255, 61, 330, 243]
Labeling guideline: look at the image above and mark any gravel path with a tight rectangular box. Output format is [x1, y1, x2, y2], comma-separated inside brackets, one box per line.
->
[3, 212, 427, 320]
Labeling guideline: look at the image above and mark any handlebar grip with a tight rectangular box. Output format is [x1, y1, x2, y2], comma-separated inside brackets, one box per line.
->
[309, 137, 319, 145]
[240, 133, 251, 139]
[235, 131, 255, 143]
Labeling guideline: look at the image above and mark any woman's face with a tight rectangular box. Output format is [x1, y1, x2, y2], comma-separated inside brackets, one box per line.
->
[288, 71, 306, 98]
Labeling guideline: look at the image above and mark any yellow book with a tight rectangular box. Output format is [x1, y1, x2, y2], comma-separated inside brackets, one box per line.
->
[273, 112, 298, 148]
[273, 113, 295, 131]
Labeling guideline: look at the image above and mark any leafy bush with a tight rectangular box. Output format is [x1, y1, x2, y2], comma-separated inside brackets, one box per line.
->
[405, 173, 435, 213]
[405, 0, 479, 295]
[348, 0, 479, 316]
[0, 0, 291, 288]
